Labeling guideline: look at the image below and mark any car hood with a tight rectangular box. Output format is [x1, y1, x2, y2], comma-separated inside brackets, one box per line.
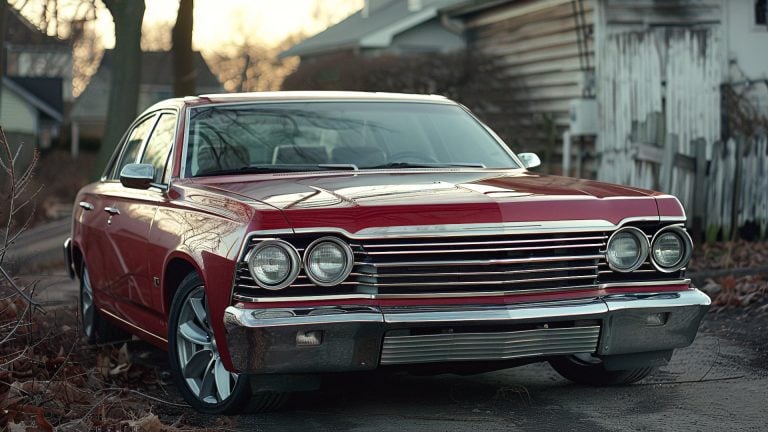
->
[196, 170, 669, 232]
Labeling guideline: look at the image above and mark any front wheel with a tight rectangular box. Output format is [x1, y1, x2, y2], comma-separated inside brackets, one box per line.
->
[549, 354, 655, 386]
[168, 273, 253, 414]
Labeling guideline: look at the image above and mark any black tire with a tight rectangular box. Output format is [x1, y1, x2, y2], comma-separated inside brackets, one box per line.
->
[247, 391, 290, 412]
[79, 264, 128, 344]
[168, 273, 288, 414]
[549, 355, 656, 386]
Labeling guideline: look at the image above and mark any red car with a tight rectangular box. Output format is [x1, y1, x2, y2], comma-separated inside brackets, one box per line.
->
[65, 92, 710, 414]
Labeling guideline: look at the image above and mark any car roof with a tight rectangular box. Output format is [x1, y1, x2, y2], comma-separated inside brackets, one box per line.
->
[140, 91, 457, 116]
[188, 91, 454, 106]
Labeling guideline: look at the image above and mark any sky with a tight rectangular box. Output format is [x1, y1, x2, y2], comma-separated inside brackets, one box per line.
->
[96, 0, 364, 50]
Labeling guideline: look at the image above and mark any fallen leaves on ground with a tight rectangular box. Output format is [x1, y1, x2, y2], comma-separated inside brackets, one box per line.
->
[690, 240, 768, 271]
[691, 241, 768, 312]
[699, 274, 767, 311]
[0, 288, 213, 431]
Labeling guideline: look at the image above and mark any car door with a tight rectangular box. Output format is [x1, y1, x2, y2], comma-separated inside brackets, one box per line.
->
[82, 113, 158, 310]
[101, 111, 178, 335]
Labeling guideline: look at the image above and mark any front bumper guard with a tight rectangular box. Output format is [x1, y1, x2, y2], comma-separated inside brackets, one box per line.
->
[223, 289, 711, 374]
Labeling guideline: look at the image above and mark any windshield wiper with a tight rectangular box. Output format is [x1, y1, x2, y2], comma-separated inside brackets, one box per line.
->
[365, 162, 487, 169]
[196, 165, 305, 176]
[195, 164, 360, 177]
[316, 164, 358, 171]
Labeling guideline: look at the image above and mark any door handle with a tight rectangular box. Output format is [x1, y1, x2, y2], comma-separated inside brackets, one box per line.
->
[79, 201, 94, 211]
[104, 207, 120, 215]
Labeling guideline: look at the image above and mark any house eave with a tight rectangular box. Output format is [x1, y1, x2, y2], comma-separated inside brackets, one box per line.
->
[3, 77, 63, 122]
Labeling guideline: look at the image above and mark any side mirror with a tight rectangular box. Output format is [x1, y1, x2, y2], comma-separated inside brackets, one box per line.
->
[517, 152, 541, 169]
[120, 163, 155, 189]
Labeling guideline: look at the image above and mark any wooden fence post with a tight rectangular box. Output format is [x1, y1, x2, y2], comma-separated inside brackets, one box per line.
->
[659, 134, 677, 192]
[690, 138, 707, 241]
[730, 136, 743, 241]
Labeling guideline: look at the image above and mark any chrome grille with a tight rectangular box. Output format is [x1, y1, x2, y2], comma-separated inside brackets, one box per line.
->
[380, 326, 601, 365]
[350, 233, 605, 295]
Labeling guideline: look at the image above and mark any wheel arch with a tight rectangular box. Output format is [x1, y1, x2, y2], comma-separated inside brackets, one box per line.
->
[163, 253, 203, 316]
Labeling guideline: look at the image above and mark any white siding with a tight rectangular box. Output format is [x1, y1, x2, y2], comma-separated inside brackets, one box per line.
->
[0, 86, 38, 135]
[723, 0, 768, 117]
[461, 0, 595, 172]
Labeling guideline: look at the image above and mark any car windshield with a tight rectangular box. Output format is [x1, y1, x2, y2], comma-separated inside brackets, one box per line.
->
[184, 101, 520, 176]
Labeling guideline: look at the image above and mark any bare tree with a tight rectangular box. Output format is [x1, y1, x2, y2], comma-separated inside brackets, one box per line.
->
[0, 1, 7, 114]
[94, 0, 144, 179]
[210, 33, 302, 93]
[172, 0, 195, 97]
[0, 127, 42, 364]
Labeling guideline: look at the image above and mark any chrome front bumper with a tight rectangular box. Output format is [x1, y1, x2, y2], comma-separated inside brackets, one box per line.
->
[223, 289, 711, 374]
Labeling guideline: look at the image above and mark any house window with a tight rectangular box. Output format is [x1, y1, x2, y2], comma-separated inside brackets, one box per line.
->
[757, 0, 767, 26]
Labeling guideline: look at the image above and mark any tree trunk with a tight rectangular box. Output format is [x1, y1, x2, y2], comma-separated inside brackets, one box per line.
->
[172, 0, 195, 97]
[0, 1, 8, 116]
[94, 0, 145, 179]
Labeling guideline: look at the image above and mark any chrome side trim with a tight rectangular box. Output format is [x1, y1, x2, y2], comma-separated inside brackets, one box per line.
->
[100, 308, 168, 344]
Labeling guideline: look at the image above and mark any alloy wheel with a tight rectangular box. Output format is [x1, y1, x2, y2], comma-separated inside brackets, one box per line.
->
[175, 285, 238, 403]
[81, 267, 95, 339]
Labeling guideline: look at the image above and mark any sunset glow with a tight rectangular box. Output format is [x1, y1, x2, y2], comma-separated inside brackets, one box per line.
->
[96, 0, 363, 51]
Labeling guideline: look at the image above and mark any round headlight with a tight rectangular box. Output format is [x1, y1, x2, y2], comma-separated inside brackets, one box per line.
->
[606, 227, 649, 272]
[304, 237, 353, 286]
[246, 240, 300, 290]
[651, 227, 692, 272]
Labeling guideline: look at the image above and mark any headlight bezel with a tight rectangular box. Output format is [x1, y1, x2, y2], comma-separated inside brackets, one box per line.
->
[650, 226, 693, 273]
[606, 226, 649, 273]
[303, 236, 354, 287]
[245, 239, 301, 290]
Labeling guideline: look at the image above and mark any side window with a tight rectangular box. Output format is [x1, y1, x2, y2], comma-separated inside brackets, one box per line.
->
[140, 113, 177, 184]
[111, 115, 156, 180]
